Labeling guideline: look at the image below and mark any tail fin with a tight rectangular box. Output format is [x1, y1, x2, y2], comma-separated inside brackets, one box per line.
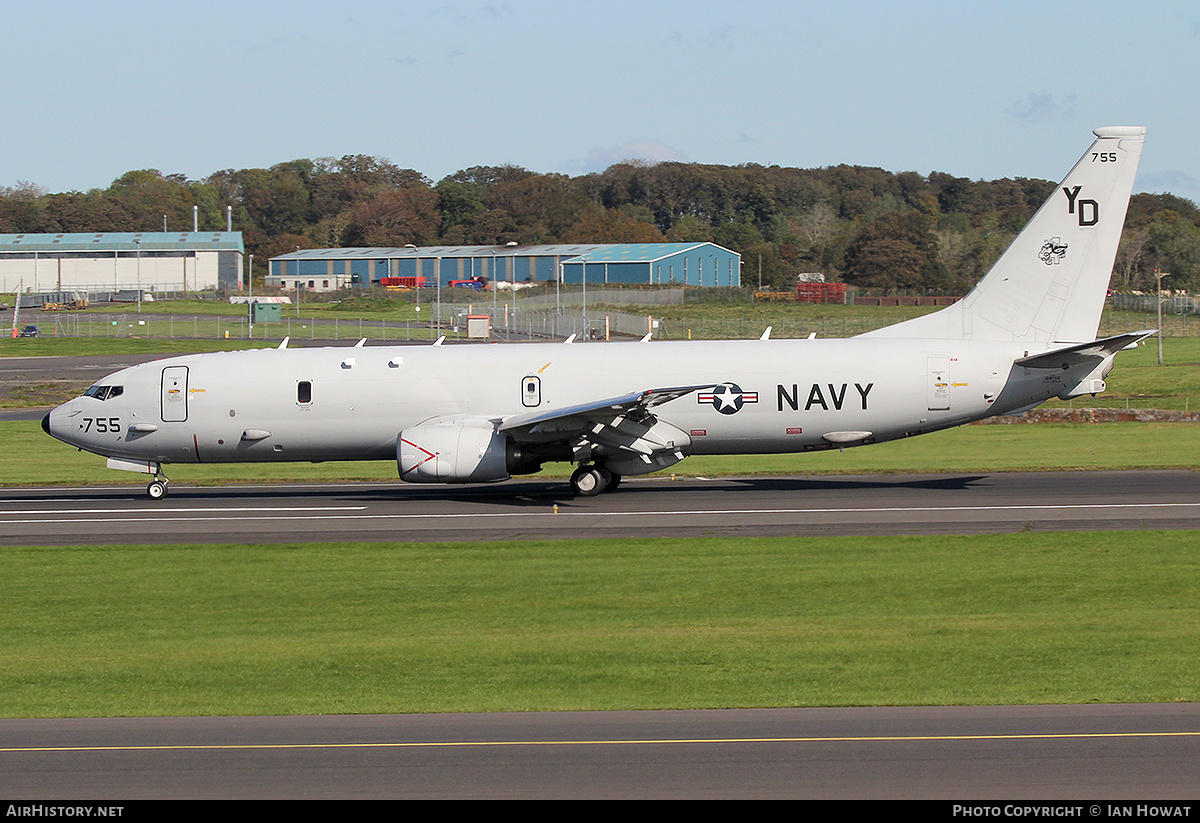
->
[865, 126, 1145, 344]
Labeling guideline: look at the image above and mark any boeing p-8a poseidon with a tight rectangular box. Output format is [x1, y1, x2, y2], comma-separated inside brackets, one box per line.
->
[45, 127, 1151, 498]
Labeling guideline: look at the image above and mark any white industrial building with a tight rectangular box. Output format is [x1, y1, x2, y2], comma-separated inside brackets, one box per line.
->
[0, 232, 244, 294]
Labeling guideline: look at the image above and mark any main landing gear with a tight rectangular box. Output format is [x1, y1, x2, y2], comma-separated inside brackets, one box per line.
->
[569, 464, 622, 496]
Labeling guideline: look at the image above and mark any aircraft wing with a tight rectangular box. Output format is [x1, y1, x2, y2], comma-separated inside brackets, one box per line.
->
[497, 385, 711, 433]
[1015, 330, 1156, 370]
[497, 385, 711, 470]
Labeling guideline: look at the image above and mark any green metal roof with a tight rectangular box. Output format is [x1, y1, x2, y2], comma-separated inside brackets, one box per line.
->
[563, 243, 720, 262]
[272, 242, 731, 262]
[0, 232, 244, 253]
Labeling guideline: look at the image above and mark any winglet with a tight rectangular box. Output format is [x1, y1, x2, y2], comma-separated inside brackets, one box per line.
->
[354, 338, 366, 348]
[433, 336, 446, 346]
[759, 326, 772, 340]
[564, 334, 577, 344]
[640, 332, 653, 342]
[277, 337, 289, 349]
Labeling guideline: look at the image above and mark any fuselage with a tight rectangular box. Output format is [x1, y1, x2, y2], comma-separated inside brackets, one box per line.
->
[44, 336, 1078, 469]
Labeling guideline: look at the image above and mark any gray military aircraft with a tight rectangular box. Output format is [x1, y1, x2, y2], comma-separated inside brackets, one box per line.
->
[44, 127, 1151, 499]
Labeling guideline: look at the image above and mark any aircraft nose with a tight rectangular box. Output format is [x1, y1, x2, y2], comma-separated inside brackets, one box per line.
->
[42, 411, 51, 436]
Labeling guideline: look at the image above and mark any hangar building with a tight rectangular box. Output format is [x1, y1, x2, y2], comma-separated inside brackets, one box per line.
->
[267, 242, 740, 292]
[0, 232, 244, 294]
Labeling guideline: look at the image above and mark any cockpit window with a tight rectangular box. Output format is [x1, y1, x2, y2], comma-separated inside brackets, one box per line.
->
[84, 385, 123, 401]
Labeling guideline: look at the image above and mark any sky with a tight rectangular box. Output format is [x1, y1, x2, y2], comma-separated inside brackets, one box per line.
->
[4, 0, 1199, 204]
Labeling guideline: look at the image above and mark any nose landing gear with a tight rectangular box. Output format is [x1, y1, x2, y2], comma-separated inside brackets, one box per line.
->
[147, 474, 169, 500]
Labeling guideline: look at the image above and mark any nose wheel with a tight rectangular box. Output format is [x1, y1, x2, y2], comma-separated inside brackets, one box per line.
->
[147, 477, 169, 500]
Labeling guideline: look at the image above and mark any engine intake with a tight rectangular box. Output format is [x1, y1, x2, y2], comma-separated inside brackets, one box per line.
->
[398, 417, 531, 483]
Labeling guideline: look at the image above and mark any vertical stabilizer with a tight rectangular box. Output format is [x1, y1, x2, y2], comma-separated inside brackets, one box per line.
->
[865, 126, 1145, 343]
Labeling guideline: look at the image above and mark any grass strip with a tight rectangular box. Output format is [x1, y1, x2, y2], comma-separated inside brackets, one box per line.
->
[1, 532, 1196, 717]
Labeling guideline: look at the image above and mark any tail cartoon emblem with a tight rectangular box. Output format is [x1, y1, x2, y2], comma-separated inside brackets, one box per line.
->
[1039, 237, 1068, 265]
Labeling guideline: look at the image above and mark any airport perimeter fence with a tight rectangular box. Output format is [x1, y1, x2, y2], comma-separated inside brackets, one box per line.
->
[25, 302, 1200, 342]
[32, 313, 448, 342]
[1110, 293, 1199, 316]
[30, 308, 654, 342]
[454, 306, 941, 340]
[667, 312, 1200, 340]
[477, 306, 657, 340]
[514, 288, 687, 308]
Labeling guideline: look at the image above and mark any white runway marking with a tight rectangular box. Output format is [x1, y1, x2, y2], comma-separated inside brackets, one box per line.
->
[2, 501, 1197, 526]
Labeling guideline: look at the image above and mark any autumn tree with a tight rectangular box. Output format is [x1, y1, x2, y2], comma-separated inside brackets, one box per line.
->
[340, 186, 440, 247]
[105, 169, 197, 230]
[0, 182, 46, 231]
[6, 148, 1195, 295]
[562, 207, 665, 243]
[842, 211, 947, 290]
[484, 173, 586, 242]
[1142, 211, 1200, 290]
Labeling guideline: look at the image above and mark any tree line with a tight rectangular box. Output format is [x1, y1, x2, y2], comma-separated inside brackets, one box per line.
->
[2, 154, 1197, 292]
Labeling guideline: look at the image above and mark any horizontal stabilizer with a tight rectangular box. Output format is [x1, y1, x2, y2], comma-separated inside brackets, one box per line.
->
[1016, 330, 1155, 370]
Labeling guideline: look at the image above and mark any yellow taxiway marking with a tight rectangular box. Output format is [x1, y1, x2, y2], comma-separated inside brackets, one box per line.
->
[5, 730, 1200, 754]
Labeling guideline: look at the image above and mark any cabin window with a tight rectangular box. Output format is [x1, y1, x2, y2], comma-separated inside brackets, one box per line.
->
[521, 375, 541, 407]
[297, 381, 312, 404]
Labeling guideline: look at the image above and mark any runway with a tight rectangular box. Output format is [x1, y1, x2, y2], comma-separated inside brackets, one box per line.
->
[1, 469, 1198, 545]
[4, 470, 1197, 798]
[2, 704, 1198, 799]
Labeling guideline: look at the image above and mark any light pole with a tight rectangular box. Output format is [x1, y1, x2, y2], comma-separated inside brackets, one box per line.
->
[404, 244, 418, 326]
[435, 255, 442, 336]
[248, 254, 254, 339]
[134, 239, 141, 313]
[294, 247, 301, 318]
[1154, 269, 1170, 365]
[490, 248, 498, 327]
[505, 241, 518, 320]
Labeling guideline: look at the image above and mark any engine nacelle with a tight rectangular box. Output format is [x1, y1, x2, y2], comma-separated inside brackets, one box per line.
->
[398, 417, 520, 483]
